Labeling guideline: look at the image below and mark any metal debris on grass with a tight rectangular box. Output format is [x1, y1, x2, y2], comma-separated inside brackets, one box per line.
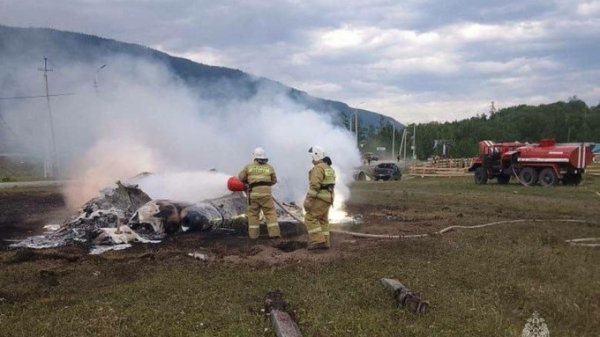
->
[379, 278, 430, 314]
[264, 290, 302, 337]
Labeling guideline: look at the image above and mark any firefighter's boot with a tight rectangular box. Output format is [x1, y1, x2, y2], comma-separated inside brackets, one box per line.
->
[307, 241, 328, 250]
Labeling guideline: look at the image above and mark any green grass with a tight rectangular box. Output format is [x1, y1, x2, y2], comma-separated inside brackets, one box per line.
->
[0, 161, 48, 182]
[1, 177, 599, 336]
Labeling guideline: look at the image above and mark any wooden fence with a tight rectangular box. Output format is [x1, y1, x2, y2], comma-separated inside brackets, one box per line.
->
[426, 158, 474, 168]
[587, 163, 600, 176]
[406, 158, 473, 177]
[406, 158, 600, 178]
[408, 166, 470, 177]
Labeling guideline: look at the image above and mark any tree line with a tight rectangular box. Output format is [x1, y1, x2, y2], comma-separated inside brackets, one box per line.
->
[403, 99, 600, 160]
[339, 99, 600, 160]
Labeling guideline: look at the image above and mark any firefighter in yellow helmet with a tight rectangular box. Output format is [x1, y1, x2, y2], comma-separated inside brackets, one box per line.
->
[304, 145, 336, 250]
[238, 147, 281, 239]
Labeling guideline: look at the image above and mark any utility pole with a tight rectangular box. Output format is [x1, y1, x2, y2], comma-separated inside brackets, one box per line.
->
[489, 101, 497, 117]
[410, 124, 417, 160]
[354, 102, 365, 148]
[94, 64, 107, 96]
[399, 128, 408, 162]
[399, 129, 405, 162]
[354, 109, 358, 146]
[401, 129, 406, 161]
[39, 57, 58, 178]
[391, 124, 395, 160]
[403, 130, 408, 161]
[411, 124, 417, 160]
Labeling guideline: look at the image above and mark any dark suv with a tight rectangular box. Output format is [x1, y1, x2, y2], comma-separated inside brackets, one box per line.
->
[373, 163, 402, 181]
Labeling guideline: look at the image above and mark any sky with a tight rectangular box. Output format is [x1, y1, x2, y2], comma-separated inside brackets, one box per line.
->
[1, 0, 599, 124]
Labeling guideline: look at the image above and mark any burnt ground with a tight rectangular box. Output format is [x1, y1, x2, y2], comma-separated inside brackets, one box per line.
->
[0, 188, 69, 244]
[0, 186, 379, 264]
[0, 181, 598, 264]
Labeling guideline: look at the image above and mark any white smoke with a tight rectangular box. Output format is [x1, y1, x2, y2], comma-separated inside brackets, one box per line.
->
[0, 55, 362, 209]
[128, 171, 231, 203]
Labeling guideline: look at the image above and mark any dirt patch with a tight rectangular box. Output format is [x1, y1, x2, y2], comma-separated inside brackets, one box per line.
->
[274, 240, 307, 252]
[344, 204, 457, 236]
[0, 189, 69, 243]
[5, 246, 85, 264]
[111, 232, 361, 266]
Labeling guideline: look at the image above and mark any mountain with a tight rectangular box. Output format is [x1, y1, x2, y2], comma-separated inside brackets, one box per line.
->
[0, 25, 403, 133]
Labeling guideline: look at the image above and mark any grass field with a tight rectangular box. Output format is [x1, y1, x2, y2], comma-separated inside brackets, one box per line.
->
[1, 176, 599, 336]
[0, 158, 48, 182]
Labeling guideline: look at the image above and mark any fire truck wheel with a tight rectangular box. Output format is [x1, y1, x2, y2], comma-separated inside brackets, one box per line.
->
[497, 175, 510, 184]
[518, 167, 538, 186]
[562, 173, 582, 186]
[474, 167, 488, 184]
[538, 168, 558, 187]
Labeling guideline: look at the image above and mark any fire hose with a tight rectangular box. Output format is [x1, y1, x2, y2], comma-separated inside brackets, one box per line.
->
[332, 219, 600, 247]
[272, 198, 599, 247]
[511, 166, 528, 186]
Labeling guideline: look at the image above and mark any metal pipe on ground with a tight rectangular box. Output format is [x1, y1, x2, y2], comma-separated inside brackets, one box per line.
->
[264, 290, 302, 337]
[380, 278, 429, 314]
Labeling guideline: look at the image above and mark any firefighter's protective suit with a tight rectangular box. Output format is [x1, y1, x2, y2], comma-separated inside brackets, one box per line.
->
[304, 161, 336, 247]
[238, 160, 280, 239]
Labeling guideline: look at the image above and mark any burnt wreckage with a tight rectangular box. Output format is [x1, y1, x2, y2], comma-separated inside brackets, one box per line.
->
[12, 181, 304, 253]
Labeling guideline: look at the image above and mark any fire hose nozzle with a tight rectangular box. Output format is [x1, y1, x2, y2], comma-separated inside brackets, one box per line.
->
[227, 176, 245, 192]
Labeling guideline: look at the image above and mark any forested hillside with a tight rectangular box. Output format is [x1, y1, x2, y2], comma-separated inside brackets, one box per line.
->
[411, 99, 600, 159]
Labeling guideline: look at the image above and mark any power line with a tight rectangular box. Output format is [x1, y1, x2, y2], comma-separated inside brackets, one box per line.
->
[0, 92, 76, 101]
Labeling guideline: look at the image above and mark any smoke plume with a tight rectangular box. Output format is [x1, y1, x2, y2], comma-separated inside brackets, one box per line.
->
[0, 54, 361, 211]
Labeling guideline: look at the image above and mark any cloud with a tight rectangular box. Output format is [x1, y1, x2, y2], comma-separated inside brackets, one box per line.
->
[154, 45, 232, 67]
[319, 27, 364, 49]
[285, 80, 343, 96]
[577, 1, 600, 16]
[1, 0, 599, 123]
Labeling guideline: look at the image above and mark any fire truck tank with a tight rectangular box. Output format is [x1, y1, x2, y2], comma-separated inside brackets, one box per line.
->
[470, 139, 594, 186]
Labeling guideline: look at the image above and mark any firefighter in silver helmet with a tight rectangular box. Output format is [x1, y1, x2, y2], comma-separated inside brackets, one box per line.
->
[238, 147, 281, 239]
[304, 145, 336, 250]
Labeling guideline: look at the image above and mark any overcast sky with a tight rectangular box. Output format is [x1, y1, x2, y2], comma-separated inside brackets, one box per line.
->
[1, 0, 599, 123]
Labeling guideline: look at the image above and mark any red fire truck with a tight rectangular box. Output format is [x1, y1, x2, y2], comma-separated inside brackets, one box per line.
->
[468, 139, 594, 186]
